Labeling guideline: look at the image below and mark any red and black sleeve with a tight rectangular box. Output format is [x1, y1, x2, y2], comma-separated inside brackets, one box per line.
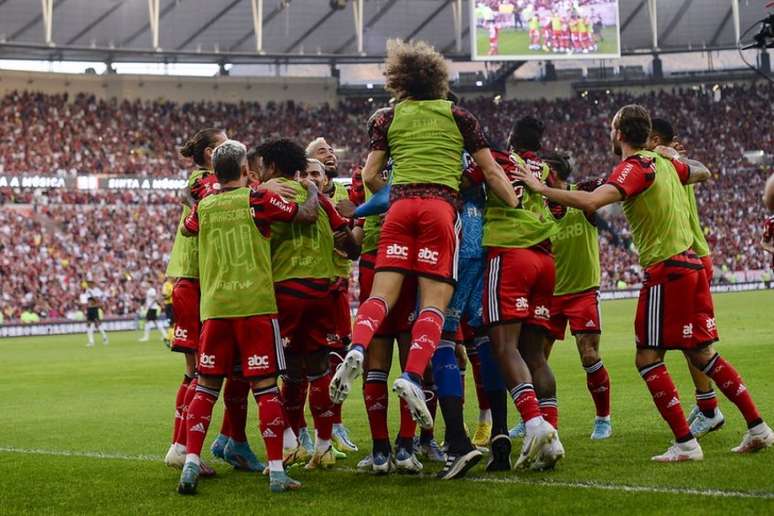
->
[451, 105, 489, 154]
[605, 156, 655, 199]
[183, 204, 200, 234]
[368, 108, 394, 152]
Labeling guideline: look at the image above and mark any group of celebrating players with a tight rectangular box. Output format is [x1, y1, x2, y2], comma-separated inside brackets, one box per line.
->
[161, 39, 773, 495]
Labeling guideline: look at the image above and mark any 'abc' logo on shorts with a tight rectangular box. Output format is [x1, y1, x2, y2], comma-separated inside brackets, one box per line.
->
[199, 354, 216, 367]
[247, 354, 270, 369]
[174, 326, 188, 340]
[417, 247, 439, 265]
[386, 243, 409, 259]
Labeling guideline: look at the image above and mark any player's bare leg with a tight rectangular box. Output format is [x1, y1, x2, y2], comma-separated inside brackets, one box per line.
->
[330, 271, 404, 404]
[488, 322, 556, 470]
[576, 333, 612, 439]
[685, 346, 773, 453]
[682, 353, 724, 438]
[635, 348, 703, 462]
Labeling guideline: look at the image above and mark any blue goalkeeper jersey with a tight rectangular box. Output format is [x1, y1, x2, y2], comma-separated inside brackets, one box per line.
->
[459, 185, 485, 259]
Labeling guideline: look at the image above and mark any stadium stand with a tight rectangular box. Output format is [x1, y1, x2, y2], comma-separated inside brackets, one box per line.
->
[0, 82, 771, 322]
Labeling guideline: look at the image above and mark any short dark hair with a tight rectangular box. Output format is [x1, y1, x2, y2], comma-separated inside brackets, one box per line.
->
[246, 147, 260, 167]
[540, 150, 572, 180]
[255, 139, 308, 178]
[509, 116, 544, 152]
[211, 140, 246, 182]
[614, 104, 651, 148]
[180, 128, 224, 166]
[649, 117, 674, 144]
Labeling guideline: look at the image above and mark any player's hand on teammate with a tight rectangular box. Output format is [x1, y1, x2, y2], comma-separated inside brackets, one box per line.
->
[654, 145, 680, 160]
[671, 140, 687, 154]
[336, 199, 357, 218]
[259, 178, 298, 200]
[512, 163, 545, 193]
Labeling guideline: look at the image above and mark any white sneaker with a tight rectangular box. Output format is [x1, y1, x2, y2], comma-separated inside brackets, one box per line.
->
[164, 443, 186, 468]
[732, 422, 774, 453]
[138, 337, 149, 342]
[515, 418, 556, 470]
[686, 405, 700, 426]
[689, 408, 725, 439]
[651, 439, 703, 462]
[392, 376, 433, 430]
[329, 349, 363, 404]
[395, 447, 424, 474]
[356, 454, 373, 472]
[531, 433, 565, 471]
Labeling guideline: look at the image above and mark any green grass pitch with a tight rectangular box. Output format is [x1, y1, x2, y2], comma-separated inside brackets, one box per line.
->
[475, 27, 619, 58]
[2, 290, 774, 514]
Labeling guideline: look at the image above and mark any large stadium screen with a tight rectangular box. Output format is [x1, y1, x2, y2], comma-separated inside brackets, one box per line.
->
[471, 0, 621, 61]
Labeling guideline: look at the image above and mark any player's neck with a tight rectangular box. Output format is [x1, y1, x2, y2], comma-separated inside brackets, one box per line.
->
[619, 144, 642, 161]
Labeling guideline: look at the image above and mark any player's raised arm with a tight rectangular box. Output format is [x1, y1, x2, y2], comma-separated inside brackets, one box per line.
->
[362, 150, 389, 193]
[514, 165, 622, 212]
[471, 148, 518, 207]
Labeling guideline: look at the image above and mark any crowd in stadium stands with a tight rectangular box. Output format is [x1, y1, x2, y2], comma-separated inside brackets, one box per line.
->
[0, 82, 771, 322]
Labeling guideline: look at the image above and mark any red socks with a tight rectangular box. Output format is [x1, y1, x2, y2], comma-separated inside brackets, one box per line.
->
[185, 384, 219, 456]
[351, 297, 388, 350]
[703, 354, 762, 427]
[539, 398, 559, 429]
[510, 383, 541, 423]
[173, 375, 193, 442]
[405, 308, 445, 376]
[175, 377, 199, 446]
[254, 385, 285, 462]
[639, 362, 692, 442]
[280, 377, 308, 435]
[309, 373, 334, 441]
[585, 360, 611, 418]
[222, 376, 250, 441]
[399, 398, 417, 440]
[696, 389, 718, 417]
[364, 369, 389, 441]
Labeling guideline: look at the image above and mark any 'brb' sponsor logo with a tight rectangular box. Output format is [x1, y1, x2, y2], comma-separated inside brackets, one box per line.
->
[247, 354, 270, 369]
[417, 247, 439, 265]
[386, 243, 409, 259]
[199, 354, 216, 367]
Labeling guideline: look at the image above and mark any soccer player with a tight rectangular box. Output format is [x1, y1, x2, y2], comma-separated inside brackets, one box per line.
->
[255, 142, 359, 471]
[82, 280, 108, 347]
[164, 128, 224, 477]
[337, 164, 430, 473]
[306, 137, 359, 453]
[528, 13, 541, 50]
[514, 104, 774, 461]
[480, 117, 564, 472]
[139, 283, 166, 343]
[178, 139, 318, 494]
[648, 118, 724, 438]
[330, 39, 516, 479]
[541, 151, 611, 440]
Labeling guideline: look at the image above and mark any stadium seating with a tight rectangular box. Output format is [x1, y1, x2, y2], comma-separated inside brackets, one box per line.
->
[0, 82, 771, 322]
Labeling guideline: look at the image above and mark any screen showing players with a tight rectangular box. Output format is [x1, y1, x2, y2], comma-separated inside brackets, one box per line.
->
[472, 0, 621, 61]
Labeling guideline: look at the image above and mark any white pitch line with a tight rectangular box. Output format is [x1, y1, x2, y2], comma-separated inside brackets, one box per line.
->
[1, 446, 773, 501]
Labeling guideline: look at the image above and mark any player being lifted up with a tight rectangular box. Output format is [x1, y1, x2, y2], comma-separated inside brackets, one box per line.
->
[515, 104, 773, 461]
[330, 39, 517, 479]
[178, 139, 319, 494]
[255, 141, 359, 471]
[647, 118, 724, 439]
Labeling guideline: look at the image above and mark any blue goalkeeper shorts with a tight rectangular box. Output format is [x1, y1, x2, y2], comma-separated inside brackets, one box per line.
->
[444, 256, 484, 333]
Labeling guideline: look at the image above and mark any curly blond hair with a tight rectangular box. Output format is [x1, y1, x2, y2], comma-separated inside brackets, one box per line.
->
[384, 39, 449, 101]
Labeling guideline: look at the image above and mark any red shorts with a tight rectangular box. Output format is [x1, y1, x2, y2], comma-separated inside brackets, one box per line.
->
[483, 247, 555, 330]
[197, 315, 283, 379]
[332, 280, 352, 348]
[635, 253, 719, 350]
[701, 255, 713, 284]
[276, 288, 339, 354]
[171, 278, 200, 354]
[359, 251, 417, 337]
[548, 289, 601, 341]
[376, 198, 459, 284]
